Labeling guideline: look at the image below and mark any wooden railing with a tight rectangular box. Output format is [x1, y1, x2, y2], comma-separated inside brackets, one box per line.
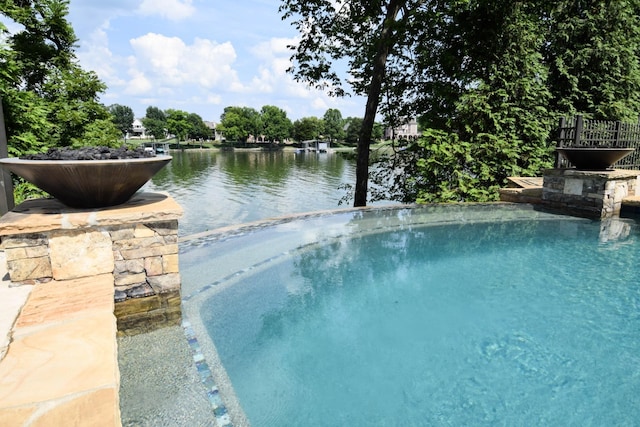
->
[555, 116, 640, 169]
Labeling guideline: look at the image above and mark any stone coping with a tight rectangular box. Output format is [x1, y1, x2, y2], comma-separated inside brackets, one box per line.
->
[0, 192, 183, 236]
[542, 168, 640, 179]
[0, 274, 121, 426]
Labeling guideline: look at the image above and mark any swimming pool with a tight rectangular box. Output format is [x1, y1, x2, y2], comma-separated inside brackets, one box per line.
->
[179, 204, 640, 426]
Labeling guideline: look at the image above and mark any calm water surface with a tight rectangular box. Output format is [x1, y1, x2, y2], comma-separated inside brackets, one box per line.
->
[143, 149, 364, 236]
[184, 208, 640, 426]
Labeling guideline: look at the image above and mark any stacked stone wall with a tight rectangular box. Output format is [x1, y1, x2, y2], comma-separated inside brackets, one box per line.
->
[1, 218, 181, 335]
[542, 169, 640, 218]
[110, 221, 181, 335]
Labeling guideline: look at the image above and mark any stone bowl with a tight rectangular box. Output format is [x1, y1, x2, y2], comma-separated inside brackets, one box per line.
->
[556, 147, 635, 170]
[0, 156, 171, 208]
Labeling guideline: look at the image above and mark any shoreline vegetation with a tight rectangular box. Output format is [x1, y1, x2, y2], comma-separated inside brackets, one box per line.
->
[133, 137, 387, 153]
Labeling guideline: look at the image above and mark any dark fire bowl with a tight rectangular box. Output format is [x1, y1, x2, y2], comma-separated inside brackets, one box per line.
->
[0, 156, 171, 208]
[556, 147, 635, 170]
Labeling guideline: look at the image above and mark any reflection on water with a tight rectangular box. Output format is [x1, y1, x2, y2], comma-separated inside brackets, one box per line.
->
[143, 149, 358, 235]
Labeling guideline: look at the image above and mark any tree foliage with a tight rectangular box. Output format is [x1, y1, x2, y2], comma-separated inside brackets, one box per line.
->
[546, 1, 640, 121]
[0, 0, 121, 156]
[293, 116, 324, 142]
[165, 109, 191, 142]
[260, 105, 293, 143]
[141, 106, 166, 140]
[186, 113, 211, 140]
[281, 0, 412, 206]
[322, 108, 344, 142]
[218, 106, 261, 142]
[108, 104, 134, 138]
[284, 0, 640, 205]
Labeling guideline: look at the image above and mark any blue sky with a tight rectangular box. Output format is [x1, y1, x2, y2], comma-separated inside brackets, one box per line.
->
[64, 0, 367, 123]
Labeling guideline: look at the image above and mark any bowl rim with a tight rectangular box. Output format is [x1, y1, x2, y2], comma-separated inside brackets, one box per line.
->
[0, 155, 172, 165]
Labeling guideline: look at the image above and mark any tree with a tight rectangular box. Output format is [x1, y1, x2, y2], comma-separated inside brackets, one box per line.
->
[141, 106, 166, 140]
[343, 117, 363, 145]
[323, 108, 344, 142]
[546, 1, 640, 121]
[186, 113, 211, 140]
[284, 1, 640, 205]
[108, 104, 134, 138]
[218, 106, 261, 142]
[0, 0, 120, 154]
[293, 116, 323, 142]
[165, 109, 191, 142]
[282, 0, 421, 206]
[260, 105, 292, 143]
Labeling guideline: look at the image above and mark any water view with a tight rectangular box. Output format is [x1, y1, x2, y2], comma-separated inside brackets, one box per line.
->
[143, 149, 369, 236]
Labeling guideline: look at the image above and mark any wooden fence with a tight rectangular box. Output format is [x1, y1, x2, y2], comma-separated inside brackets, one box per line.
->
[555, 116, 640, 169]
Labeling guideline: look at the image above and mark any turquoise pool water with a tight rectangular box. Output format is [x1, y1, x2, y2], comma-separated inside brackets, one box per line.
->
[180, 204, 640, 426]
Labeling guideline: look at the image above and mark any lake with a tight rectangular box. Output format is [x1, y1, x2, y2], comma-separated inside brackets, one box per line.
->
[143, 149, 368, 236]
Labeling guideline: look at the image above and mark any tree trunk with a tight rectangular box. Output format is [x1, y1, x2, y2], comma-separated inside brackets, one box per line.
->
[354, 0, 404, 207]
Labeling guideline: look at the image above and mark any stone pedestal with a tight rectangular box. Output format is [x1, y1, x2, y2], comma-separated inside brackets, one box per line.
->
[0, 192, 183, 335]
[542, 169, 640, 218]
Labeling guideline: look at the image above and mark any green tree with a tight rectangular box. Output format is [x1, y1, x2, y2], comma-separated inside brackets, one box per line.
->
[186, 113, 211, 140]
[260, 105, 292, 143]
[218, 106, 260, 142]
[323, 108, 344, 142]
[293, 116, 323, 142]
[343, 117, 363, 145]
[373, 1, 556, 203]
[108, 104, 134, 138]
[0, 0, 120, 154]
[0, 0, 121, 201]
[165, 109, 191, 142]
[141, 106, 166, 140]
[281, 0, 411, 206]
[546, 1, 640, 121]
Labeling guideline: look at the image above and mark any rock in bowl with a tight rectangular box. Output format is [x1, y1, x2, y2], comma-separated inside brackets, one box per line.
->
[0, 147, 172, 209]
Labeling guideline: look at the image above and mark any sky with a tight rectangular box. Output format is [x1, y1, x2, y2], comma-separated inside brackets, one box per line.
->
[64, 0, 368, 123]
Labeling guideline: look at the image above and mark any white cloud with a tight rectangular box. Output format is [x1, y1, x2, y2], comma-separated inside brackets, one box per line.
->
[137, 0, 195, 21]
[312, 97, 329, 111]
[75, 21, 127, 87]
[125, 68, 153, 95]
[128, 33, 240, 90]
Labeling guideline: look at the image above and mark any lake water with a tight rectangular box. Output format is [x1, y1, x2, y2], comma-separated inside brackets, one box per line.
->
[143, 149, 368, 236]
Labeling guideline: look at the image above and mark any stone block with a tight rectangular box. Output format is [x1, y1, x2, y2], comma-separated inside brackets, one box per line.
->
[120, 244, 179, 260]
[614, 182, 629, 201]
[114, 295, 162, 317]
[563, 178, 583, 195]
[112, 236, 164, 251]
[162, 253, 180, 273]
[49, 230, 114, 280]
[144, 256, 163, 276]
[108, 227, 134, 241]
[1, 234, 47, 249]
[115, 291, 181, 336]
[163, 234, 179, 244]
[114, 272, 147, 287]
[147, 273, 181, 293]
[7, 256, 52, 282]
[146, 220, 178, 236]
[114, 259, 145, 275]
[133, 224, 156, 238]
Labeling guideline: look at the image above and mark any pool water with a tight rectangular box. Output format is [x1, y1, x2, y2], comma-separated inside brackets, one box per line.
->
[180, 205, 640, 426]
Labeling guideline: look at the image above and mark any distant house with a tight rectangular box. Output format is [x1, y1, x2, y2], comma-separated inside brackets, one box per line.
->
[128, 118, 146, 139]
[204, 121, 223, 141]
[384, 118, 419, 140]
